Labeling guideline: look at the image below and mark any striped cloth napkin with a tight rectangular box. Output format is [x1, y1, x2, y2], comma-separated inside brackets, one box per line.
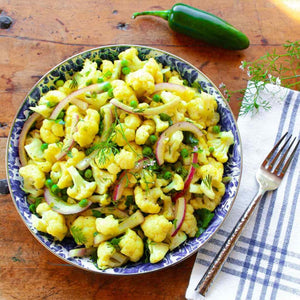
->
[186, 83, 300, 300]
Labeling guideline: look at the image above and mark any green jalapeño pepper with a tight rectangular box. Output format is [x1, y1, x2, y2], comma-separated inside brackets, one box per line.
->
[132, 3, 250, 50]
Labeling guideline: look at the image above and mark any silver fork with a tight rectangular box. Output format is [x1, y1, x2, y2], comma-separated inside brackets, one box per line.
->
[195, 132, 300, 297]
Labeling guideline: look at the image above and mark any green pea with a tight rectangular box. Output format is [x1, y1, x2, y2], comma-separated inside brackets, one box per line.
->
[108, 88, 114, 98]
[102, 82, 112, 92]
[41, 143, 48, 151]
[104, 70, 112, 78]
[97, 77, 104, 83]
[122, 67, 131, 75]
[50, 184, 60, 195]
[152, 94, 161, 103]
[130, 100, 138, 108]
[209, 146, 215, 153]
[79, 199, 89, 208]
[55, 79, 64, 87]
[84, 169, 93, 179]
[142, 146, 153, 157]
[121, 59, 129, 67]
[159, 113, 171, 121]
[180, 148, 189, 158]
[163, 171, 172, 180]
[149, 135, 158, 144]
[45, 178, 53, 188]
[212, 125, 220, 134]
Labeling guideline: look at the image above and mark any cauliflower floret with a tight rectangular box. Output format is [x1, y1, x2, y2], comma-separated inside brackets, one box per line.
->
[94, 149, 121, 174]
[134, 186, 162, 214]
[118, 47, 145, 72]
[140, 169, 157, 190]
[150, 115, 169, 132]
[101, 60, 114, 78]
[147, 240, 169, 263]
[180, 204, 198, 237]
[161, 193, 174, 220]
[207, 130, 234, 163]
[186, 92, 218, 127]
[197, 157, 224, 182]
[65, 148, 86, 167]
[162, 174, 184, 193]
[77, 59, 102, 88]
[190, 195, 219, 211]
[19, 164, 45, 196]
[30, 90, 67, 118]
[119, 229, 144, 262]
[135, 122, 155, 145]
[123, 142, 143, 159]
[111, 80, 137, 105]
[50, 161, 73, 189]
[143, 58, 163, 83]
[96, 215, 119, 236]
[43, 142, 62, 163]
[73, 109, 100, 147]
[40, 119, 64, 144]
[97, 241, 128, 269]
[90, 162, 117, 194]
[32, 202, 68, 241]
[125, 69, 155, 97]
[24, 137, 44, 161]
[114, 149, 136, 169]
[141, 214, 173, 243]
[113, 123, 135, 146]
[67, 166, 97, 200]
[124, 114, 142, 130]
[70, 216, 97, 247]
[163, 131, 184, 163]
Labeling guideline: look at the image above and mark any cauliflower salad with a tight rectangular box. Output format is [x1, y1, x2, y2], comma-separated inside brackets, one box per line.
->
[19, 47, 234, 269]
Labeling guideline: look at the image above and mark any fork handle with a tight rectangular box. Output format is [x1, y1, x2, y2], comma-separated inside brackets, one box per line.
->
[195, 188, 266, 296]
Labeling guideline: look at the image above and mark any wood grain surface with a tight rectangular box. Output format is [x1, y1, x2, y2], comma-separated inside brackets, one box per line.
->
[0, 1, 299, 299]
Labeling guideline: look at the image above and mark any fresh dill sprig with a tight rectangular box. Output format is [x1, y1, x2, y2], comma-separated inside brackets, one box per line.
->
[220, 40, 300, 116]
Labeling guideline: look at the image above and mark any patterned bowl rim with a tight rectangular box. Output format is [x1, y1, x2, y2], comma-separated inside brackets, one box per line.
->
[5, 44, 243, 275]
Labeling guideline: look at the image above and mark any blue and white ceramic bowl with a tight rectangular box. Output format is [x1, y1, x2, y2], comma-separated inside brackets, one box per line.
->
[6, 45, 242, 275]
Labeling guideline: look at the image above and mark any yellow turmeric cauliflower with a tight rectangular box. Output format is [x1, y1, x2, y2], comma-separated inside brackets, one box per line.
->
[134, 186, 162, 214]
[96, 215, 119, 236]
[180, 204, 198, 237]
[119, 229, 144, 262]
[32, 202, 68, 241]
[40, 119, 64, 144]
[141, 214, 173, 243]
[73, 109, 100, 147]
[70, 216, 97, 248]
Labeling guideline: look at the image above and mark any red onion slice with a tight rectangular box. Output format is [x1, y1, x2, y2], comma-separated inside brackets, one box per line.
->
[112, 158, 153, 202]
[153, 82, 187, 94]
[50, 83, 107, 120]
[171, 197, 186, 237]
[18, 112, 41, 166]
[172, 146, 198, 202]
[110, 98, 180, 116]
[44, 188, 92, 215]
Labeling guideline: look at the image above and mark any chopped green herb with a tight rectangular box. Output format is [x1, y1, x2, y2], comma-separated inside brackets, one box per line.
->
[70, 226, 87, 244]
[180, 148, 189, 158]
[212, 125, 220, 134]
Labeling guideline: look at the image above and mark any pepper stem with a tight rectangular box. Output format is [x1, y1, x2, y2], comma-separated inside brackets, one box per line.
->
[132, 10, 170, 21]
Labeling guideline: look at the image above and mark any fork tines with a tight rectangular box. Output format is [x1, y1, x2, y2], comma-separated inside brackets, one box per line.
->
[262, 132, 300, 178]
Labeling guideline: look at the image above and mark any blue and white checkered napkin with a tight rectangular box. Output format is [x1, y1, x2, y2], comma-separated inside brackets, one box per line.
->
[186, 83, 300, 300]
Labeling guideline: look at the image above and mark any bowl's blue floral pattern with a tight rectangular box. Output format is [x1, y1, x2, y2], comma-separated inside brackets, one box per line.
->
[6, 45, 242, 275]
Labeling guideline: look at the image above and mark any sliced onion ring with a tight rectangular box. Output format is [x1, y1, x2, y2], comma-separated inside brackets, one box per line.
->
[171, 197, 186, 237]
[70, 98, 89, 111]
[69, 247, 96, 258]
[50, 83, 108, 120]
[172, 146, 198, 202]
[112, 158, 153, 202]
[18, 112, 42, 166]
[44, 188, 92, 215]
[153, 83, 187, 94]
[110, 98, 180, 116]
[156, 122, 203, 166]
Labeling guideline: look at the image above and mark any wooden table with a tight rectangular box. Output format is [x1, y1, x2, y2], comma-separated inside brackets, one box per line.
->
[0, 1, 299, 299]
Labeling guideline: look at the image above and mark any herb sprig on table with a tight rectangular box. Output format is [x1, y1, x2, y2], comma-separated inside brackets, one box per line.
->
[221, 40, 300, 116]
